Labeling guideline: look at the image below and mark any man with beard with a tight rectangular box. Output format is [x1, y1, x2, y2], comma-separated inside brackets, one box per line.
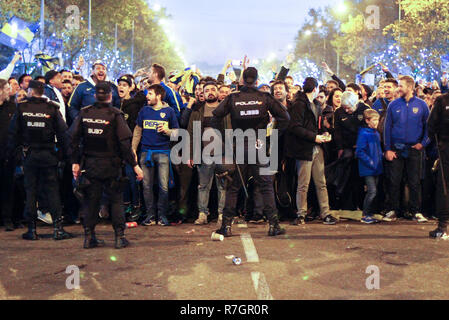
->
[61, 80, 73, 107]
[187, 82, 230, 226]
[68, 60, 120, 123]
[132, 84, 179, 226]
[383, 75, 430, 223]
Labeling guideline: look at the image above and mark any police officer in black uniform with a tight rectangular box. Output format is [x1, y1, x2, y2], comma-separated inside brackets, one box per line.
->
[69, 82, 143, 249]
[8, 80, 73, 240]
[428, 92, 449, 238]
[212, 67, 290, 237]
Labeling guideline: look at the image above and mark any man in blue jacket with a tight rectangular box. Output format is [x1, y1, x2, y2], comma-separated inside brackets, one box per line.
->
[67, 60, 120, 123]
[148, 63, 183, 120]
[383, 75, 430, 223]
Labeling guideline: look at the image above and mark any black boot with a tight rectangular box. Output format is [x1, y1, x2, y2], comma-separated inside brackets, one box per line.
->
[268, 223, 286, 237]
[22, 220, 39, 240]
[83, 227, 105, 249]
[215, 216, 233, 237]
[114, 227, 130, 249]
[53, 218, 74, 240]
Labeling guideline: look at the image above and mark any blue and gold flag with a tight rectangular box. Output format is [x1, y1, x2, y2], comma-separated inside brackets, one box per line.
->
[35, 52, 60, 74]
[0, 16, 38, 50]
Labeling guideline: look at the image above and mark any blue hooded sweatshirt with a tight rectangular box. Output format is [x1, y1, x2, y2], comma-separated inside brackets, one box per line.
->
[356, 127, 383, 177]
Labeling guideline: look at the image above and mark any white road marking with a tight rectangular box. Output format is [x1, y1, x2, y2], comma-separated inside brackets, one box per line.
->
[251, 272, 274, 300]
[240, 233, 260, 263]
[240, 231, 274, 300]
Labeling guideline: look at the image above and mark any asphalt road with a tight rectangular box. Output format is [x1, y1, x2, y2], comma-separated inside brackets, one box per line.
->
[1, 213, 449, 300]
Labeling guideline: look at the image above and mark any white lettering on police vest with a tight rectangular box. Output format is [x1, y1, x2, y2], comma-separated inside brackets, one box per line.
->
[88, 128, 104, 135]
[240, 110, 260, 116]
[83, 118, 109, 124]
[235, 101, 263, 106]
[23, 112, 50, 118]
[27, 122, 45, 127]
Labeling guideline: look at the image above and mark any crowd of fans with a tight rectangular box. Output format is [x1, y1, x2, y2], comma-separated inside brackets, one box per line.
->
[0, 51, 447, 233]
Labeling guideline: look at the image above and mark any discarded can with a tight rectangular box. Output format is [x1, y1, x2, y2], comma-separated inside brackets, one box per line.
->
[211, 232, 224, 241]
[232, 257, 242, 265]
[126, 222, 137, 228]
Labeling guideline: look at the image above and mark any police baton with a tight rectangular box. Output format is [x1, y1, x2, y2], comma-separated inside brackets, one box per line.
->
[435, 135, 448, 196]
[224, 130, 249, 199]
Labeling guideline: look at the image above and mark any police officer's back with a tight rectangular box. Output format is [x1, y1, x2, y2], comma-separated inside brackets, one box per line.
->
[212, 67, 290, 237]
[8, 80, 73, 241]
[69, 81, 143, 249]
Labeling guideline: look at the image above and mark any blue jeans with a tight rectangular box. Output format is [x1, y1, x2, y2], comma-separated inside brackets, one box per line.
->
[363, 176, 378, 217]
[140, 152, 169, 224]
[197, 163, 226, 215]
[123, 164, 139, 207]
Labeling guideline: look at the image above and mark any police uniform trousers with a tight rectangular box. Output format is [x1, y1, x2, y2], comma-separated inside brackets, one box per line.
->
[436, 141, 449, 227]
[23, 149, 63, 223]
[82, 157, 125, 232]
[223, 163, 279, 225]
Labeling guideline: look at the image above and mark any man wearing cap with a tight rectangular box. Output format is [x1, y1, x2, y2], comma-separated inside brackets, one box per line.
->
[7, 80, 73, 241]
[70, 81, 144, 249]
[68, 60, 120, 123]
[117, 74, 147, 221]
[212, 67, 290, 237]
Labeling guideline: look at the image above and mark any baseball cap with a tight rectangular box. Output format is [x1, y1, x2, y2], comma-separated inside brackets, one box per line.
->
[117, 75, 133, 87]
[95, 81, 112, 94]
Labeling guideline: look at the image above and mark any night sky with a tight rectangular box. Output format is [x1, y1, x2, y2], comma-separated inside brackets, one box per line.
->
[156, 0, 336, 69]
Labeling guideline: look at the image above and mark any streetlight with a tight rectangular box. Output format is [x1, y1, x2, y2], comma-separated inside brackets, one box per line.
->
[153, 3, 161, 12]
[335, 1, 348, 14]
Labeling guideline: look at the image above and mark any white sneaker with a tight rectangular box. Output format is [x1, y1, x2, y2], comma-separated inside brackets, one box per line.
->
[37, 210, 53, 224]
[194, 212, 208, 225]
[413, 213, 428, 223]
[383, 211, 397, 222]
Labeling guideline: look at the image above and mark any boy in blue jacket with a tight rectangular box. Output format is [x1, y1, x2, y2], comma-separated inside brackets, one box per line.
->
[356, 109, 383, 224]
